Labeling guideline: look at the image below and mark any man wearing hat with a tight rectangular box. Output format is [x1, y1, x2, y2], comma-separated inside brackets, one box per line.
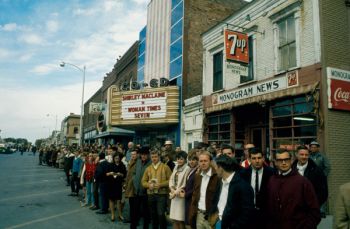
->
[309, 141, 331, 177]
[164, 140, 176, 162]
[309, 141, 331, 218]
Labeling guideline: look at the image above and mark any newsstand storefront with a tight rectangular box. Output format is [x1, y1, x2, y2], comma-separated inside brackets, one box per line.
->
[107, 85, 180, 148]
[203, 69, 323, 161]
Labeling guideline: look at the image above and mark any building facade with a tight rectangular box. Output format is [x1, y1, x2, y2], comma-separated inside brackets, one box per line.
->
[318, 0, 350, 214]
[83, 41, 139, 146]
[61, 113, 80, 146]
[202, 0, 350, 214]
[113, 0, 249, 149]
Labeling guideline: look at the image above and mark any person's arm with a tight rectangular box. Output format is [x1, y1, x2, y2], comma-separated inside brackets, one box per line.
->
[297, 180, 321, 228]
[141, 167, 150, 189]
[323, 155, 331, 176]
[80, 164, 86, 185]
[159, 165, 172, 188]
[335, 185, 349, 229]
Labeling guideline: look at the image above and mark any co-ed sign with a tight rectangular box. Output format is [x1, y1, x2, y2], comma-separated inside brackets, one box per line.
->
[224, 29, 249, 64]
[107, 86, 179, 126]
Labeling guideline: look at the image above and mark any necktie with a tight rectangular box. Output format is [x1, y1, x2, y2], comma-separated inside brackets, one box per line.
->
[255, 170, 259, 194]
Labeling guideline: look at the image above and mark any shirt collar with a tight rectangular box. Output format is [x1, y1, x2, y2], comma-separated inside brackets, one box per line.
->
[279, 168, 292, 176]
[297, 161, 308, 169]
[252, 167, 263, 173]
[222, 172, 235, 184]
[201, 167, 212, 177]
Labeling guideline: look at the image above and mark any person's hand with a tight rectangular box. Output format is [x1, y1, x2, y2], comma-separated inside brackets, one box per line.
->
[179, 189, 185, 198]
[149, 182, 154, 190]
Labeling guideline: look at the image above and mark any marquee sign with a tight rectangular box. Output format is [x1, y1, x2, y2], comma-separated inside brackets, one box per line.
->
[108, 86, 179, 126]
[327, 67, 350, 111]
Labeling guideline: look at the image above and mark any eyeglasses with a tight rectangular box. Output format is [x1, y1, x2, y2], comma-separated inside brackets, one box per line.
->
[275, 158, 291, 163]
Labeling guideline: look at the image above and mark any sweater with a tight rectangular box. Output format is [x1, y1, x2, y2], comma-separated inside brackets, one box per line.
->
[267, 170, 321, 229]
[141, 162, 172, 195]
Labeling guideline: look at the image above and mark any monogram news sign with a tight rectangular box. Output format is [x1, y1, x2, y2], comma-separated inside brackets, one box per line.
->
[212, 73, 298, 105]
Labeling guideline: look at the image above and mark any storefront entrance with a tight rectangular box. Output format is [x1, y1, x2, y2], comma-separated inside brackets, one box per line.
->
[249, 126, 268, 153]
[233, 104, 269, 160]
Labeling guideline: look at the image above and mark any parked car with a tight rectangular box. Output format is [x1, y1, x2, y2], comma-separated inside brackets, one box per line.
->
[0, 144, 6, 154]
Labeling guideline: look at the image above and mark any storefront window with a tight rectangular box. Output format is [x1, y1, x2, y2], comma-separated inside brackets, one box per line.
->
[207, 112, 231, 145]
[271, 96, 316, 153]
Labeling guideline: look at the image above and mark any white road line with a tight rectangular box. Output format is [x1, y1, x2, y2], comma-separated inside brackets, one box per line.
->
[4, 179, 56, 187]
[0, 189, 67, 202]
[4, 208, 82, 229]
[0, 172, 63, 178]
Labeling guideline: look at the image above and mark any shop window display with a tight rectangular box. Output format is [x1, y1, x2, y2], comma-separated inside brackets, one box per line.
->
[207, 112, 231, 146]
[271, 96, 316, 154]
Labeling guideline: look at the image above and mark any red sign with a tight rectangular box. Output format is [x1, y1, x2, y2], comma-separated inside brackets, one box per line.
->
[329, 79, 350, 111]
[224, 30, 249, 64]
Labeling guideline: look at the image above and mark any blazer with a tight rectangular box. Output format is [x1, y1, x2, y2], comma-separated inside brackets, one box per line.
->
[292, 159, 328, 206]
[335, 182, 350, 229]
[240, 166, 275, 211]
[189, 166, 220, 228]
[240, 166, 275, 229]
[211, 172, 254, 229]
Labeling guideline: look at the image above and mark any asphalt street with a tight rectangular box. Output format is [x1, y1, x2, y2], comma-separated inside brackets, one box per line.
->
[0, 152, 129, 229]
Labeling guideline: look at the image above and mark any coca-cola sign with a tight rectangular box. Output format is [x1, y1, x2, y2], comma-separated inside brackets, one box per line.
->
[327, 67, 350, 111]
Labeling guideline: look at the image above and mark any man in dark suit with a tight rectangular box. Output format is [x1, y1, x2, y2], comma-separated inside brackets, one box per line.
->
[240, 147, 275, 229]
[94, 152, 110, 214]
[292, 145, 328, 210]
[210, 154, 254, 229]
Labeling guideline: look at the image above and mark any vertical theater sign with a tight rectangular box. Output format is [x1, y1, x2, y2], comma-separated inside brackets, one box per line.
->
[327, 67, 350, 111]
[107, 85, 179, 126]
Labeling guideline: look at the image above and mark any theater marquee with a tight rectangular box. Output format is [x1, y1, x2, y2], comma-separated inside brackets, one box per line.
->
[108, 86, 179, 126]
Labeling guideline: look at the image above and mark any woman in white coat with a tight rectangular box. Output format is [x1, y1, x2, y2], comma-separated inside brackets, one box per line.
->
[169, 151, 190, 229]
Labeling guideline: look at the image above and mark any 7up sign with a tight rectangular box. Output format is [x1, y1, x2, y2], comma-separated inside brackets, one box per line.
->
[224, 29, 249, 64]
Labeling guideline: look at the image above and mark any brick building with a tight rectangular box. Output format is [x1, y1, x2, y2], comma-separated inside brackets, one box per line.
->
[318, 0, 350, 214]
[83, 41, 139, 146]
[106, 0, 248, 149]
[201, 0, 350, 214]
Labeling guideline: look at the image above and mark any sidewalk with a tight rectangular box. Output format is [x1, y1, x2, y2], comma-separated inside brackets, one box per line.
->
[318, 215, 333, 229]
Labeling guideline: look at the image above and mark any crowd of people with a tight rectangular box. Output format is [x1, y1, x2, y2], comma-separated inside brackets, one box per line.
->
[34, 140, 350, 229]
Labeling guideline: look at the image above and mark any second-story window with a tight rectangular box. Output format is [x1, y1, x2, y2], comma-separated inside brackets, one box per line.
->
[73, 127, 79, 134]
[278, 15, 296, 71]
[241, 36, 254, 83]
[213, 51, 223, 91]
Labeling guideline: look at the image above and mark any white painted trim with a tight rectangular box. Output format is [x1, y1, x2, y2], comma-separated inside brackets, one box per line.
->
[312, 0, 321, 63]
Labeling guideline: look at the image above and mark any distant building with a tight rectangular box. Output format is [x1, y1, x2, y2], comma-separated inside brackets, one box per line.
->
[60, 113, 80, 146]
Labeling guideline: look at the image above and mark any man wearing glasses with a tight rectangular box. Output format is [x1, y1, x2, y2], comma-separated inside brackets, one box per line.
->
[266, 149, 321, 229]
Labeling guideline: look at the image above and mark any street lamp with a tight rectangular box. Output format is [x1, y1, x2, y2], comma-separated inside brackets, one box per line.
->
[60, 61, 86, 147]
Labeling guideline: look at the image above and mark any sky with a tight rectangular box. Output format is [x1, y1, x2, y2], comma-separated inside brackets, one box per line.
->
[0, 0, 148, 143]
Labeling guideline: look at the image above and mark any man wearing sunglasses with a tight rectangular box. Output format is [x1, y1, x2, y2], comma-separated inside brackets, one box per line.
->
[266, 149, 321, 229]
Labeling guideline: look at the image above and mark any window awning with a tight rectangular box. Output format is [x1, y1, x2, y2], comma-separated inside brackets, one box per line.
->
[93, 128, 135, 139]
[205, 83, 317, 114]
